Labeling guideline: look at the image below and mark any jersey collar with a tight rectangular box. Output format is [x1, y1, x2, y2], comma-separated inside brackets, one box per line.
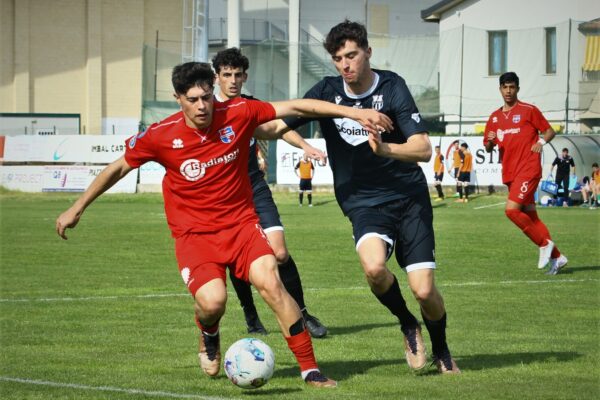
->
[343, 71, 380, 100]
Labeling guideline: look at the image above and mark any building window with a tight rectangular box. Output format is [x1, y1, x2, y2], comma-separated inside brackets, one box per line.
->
[488, 31, 507, 76]
[545, 27, 557, 74]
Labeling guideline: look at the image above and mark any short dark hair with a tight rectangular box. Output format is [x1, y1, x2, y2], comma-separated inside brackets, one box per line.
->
[171, 62, 215, 95]
[324, 20, 369, 55]
[499, 72, 519, 87]
[593, 162, 599, 168]
[562, 148, 569, 152]
[212, 47, 249, 74]
[434, 145, 441, 149]
[460, 143, 469, 149]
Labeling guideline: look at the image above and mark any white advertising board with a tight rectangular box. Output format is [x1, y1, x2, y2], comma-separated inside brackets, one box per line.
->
[3, 135, 130, 163]
[275, 137, 503, 186]
[0, 165, 137, 193]
[275, 139, 333, 185]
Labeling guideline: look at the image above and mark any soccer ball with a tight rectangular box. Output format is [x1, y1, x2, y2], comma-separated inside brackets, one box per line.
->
[223, 338, 275, 389]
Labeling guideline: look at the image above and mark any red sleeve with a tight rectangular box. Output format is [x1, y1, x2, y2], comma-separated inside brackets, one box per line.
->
[124, 127, 156, 168]
[246, 99, 276, 126]
[530, 106, 551, 133]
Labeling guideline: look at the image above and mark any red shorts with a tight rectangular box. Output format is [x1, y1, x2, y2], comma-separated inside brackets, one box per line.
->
[506, 176, 540, 205]
[175, 220, 274, 297]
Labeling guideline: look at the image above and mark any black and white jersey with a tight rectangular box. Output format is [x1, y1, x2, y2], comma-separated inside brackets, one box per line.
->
[283, 69, 428, 215]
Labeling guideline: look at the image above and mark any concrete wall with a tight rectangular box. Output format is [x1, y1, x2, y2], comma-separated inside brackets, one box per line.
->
[1, 0, 183, 135]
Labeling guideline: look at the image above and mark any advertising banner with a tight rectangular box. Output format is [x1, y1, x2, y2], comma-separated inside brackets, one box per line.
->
[1, 165, 137, 193]
[3, 135, 130, 163]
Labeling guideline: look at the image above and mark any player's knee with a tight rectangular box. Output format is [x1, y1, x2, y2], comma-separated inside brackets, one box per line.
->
[194, 296, 226, 319]
[363, 263, 388, 286]
[411, 285, 435, 303]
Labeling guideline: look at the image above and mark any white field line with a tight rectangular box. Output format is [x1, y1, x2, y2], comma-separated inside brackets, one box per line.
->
[1, 278, 597, 303]
[473, 202, 505, 210]
[0, 376, 238, 400]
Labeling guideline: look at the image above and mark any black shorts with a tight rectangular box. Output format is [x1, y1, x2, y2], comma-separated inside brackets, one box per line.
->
[346, 189, 436, 272]
[299, 178, 312, 192]
[252, 179, 283, 231]
[458, 172, 471, 183]
[434, 173, 444, 182]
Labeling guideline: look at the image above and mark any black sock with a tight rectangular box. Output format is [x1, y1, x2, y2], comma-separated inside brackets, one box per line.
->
[422, 313, 449, 357]
[229, 270, 256, 314]
[458, 186, 463, 199]
[299, 192, 303, 204]
[375, 275, 418, 331]
[464, 186, 469, 199]
[435, 185, 444, 198]
[308, 194, 312, 205]
[279, 256, 306, 310]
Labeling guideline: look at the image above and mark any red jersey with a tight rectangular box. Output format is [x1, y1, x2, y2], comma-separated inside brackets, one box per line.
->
[484, 101, 550, 184]
[124, 98, 276, 237]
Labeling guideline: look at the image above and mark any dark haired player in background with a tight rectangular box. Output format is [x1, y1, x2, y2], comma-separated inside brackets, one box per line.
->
[212, 47, 328, 338]
[484, 71, 567, 275]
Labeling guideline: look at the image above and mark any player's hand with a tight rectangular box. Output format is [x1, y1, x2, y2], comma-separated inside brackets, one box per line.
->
[368, 132, 391, 156]
[354, 109, 393, 134]
[531, 142, 543, 153]
[56, 208, 82, 240]
[486, 131, 497, 142]
[303, 146, 327, 166]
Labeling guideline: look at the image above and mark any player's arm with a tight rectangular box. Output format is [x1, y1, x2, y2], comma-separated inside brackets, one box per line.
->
[270, 99, 393, 134]
[56, 156, 134, 240]
[485, 131, 497, 152]
[255, 121, 326, 163]
[367, 132, 432, 162]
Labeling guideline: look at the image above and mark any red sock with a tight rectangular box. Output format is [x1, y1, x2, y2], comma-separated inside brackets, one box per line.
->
[505, 209, 546, 247]
[524, 210, 561, 258]
[285, 330, 318, 373]
[195, 317, 220, 334]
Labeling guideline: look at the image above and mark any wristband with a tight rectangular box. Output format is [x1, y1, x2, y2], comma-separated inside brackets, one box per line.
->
[537, 138, 546, 146]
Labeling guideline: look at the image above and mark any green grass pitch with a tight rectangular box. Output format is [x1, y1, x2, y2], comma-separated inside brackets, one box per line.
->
[1, 189, 599, 399]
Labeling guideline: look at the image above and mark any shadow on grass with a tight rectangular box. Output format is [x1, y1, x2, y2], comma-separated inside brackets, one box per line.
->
[454, 351, 582, 371]
[557, 265, 600, 274]
[243, 387, 303, 396]
[275, 357, 402, 380]
[325, 321, 398, 336]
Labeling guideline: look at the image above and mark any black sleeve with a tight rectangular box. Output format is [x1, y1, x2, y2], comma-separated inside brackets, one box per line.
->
[552, 157, 559, 166]
[282, 81, 325, 130]
[390, 76, 429, 138]
[569, 157, 575, 167]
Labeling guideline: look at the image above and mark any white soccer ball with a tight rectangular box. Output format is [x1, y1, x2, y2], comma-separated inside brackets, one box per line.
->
[224, 338, 275, 389]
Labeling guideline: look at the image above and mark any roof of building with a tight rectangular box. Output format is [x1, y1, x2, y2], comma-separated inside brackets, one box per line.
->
[421, 0, 467, 22]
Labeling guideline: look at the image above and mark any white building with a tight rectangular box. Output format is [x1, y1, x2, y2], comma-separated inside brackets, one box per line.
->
[422, 0, 600, 134]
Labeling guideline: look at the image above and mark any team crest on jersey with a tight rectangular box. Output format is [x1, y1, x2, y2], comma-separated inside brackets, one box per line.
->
[128, 129, 147, 149]
[492, 116, 498, 123]
[335, 95, 342, 104]
[219, 126, 236, 143]
[411, 113, 421, 123]
[172, 138, 183, 149]
[354, 101, 362, 108]
[512, 115, 521, 123]
[372, 95, 383, 111]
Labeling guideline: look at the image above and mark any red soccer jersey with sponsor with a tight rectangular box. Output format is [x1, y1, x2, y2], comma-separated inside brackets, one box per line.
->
[484, 101, 550, 184]
[124, 98, 276, 237]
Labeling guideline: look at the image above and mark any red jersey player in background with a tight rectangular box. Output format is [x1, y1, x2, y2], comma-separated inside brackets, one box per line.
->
[55, 62, 393, 388]
[484, 72, 567, 275]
